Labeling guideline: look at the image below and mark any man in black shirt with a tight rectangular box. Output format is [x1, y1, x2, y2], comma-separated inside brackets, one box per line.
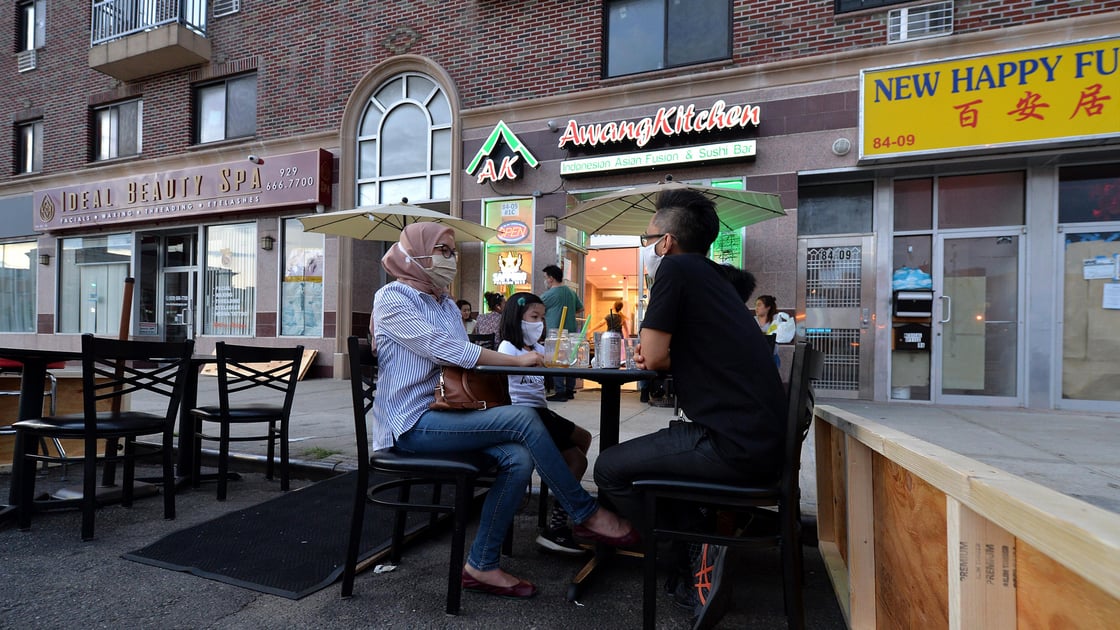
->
[593, 188, 787, 624]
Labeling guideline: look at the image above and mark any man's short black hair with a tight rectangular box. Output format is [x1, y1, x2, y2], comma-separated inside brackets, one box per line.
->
[542, 264, 563, 283]
[654, 189, 719, 253]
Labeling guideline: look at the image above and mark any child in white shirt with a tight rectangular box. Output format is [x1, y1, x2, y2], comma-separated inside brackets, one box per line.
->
[498, 292, 592, 555]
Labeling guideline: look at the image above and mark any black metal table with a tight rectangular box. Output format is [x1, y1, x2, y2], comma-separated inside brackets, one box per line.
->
[474, 364, 658, 600]
[473, 365, 655, 450]
[0, 346, 81, 517]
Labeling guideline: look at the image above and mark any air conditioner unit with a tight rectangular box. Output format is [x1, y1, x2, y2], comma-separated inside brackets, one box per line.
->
[17, 50, 37, 73]
[888, 1, 953, 44]
[214, 0, 241, 18]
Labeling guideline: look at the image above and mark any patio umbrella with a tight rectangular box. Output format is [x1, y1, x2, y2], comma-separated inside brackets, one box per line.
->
[560, 177, 786, 236]
[297, 202, 498, 242]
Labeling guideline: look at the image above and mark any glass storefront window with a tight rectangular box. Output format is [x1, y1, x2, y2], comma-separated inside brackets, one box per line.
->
[58, 234, 132, 334]
[280, 218, 324, 337]
[894, 178, 932, 231]
[937, 171, 1024, 229]
[1061, 231, 1120, 402]
[1058, 164, 1120, 224]
[797, 182, 874, 235]
[202, 223, 256, 336]
[0, 241, 38, 332]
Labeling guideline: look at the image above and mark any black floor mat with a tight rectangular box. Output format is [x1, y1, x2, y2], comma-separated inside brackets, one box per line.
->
[122, 471, 437, 599]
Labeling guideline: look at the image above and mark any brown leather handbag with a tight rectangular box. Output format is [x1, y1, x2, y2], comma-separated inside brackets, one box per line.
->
[429, 365, 511, 411]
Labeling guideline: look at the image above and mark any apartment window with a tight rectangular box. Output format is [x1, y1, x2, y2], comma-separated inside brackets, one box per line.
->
[605, 0, 730, 78]
[835, 0, 911, 13]
[19, 0, 45, 51]
[195, 74, 256, 144]
[356, 73, 452, 205]
[16, 120, 42, 174]
[94, 100, 142, 161]
[0, 241, 38, 332]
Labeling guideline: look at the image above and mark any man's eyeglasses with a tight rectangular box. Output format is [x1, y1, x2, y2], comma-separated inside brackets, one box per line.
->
[639, 233, 667, 247]
[415, 244, 457, 260]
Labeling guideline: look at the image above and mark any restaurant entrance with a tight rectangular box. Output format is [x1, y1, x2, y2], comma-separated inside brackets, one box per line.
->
[136, 230, 199, 342]
[932, 231, 1023, 405]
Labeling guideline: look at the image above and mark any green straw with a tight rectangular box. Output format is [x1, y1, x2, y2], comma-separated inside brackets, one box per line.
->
[569, 314, 593, 363]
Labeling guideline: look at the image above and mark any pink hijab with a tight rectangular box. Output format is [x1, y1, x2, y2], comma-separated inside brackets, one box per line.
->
[381, 222, 455, 299]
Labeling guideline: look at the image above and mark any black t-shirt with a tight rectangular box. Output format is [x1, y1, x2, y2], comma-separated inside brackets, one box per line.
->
[641, 254, 788, 475]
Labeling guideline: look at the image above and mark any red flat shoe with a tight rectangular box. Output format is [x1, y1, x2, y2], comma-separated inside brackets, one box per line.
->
[461, 570, 537, 599]
[571, 523, 642, 548]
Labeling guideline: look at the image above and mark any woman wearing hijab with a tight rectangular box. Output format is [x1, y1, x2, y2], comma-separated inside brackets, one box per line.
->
[371, 223, 636, 599]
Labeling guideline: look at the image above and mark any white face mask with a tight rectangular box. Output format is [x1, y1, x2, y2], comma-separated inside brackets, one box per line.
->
[521, 321, 545, 345]
[424, 254, 457, 289]
[640, 235, 665, 283]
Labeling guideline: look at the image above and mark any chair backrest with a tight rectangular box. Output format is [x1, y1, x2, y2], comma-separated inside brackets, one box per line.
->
[80, 333, 195, 427]
[468, 333, 496, 350]
[780, 341, 823, 496]
[347, 336, 377, 467]
[214, 342, 304, 416]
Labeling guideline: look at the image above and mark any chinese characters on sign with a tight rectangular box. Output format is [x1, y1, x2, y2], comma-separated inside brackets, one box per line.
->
[861, 38, 1119, 159]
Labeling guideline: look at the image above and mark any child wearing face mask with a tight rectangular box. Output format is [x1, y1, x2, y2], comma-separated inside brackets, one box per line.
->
[497, 292, 593, 556]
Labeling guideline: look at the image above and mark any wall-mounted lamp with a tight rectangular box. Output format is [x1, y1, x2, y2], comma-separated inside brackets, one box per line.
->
[37, 253, 51, 265]
[544, 216, 559, 233]
[259, 235, 275, 251]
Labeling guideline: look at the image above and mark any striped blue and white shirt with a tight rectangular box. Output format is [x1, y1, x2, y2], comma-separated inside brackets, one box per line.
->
[371, 281, 483, 450]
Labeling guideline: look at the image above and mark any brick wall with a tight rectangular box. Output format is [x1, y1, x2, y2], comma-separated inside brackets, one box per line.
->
[1, 0, 1117, 180]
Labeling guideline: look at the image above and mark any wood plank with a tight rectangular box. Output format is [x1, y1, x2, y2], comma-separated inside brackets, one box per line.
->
[816, 404, 1120, 601]
[819, 541, 853, 626]
[873, 454, 949, 630]
[814, 420, 836, 544]
[1017, 539, 1120, 629]
[947, 498, 1016, 630]
[846, 436, 876, 630]
[199, 348, 318, 380]
[834, 425, 849, 565]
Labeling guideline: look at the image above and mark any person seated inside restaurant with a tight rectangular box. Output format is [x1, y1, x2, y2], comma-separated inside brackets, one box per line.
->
[456, 299, 477, 334]
[496, 291, 594, 556]
[593, 189, 787, 622]
[371, 223, 636, 599]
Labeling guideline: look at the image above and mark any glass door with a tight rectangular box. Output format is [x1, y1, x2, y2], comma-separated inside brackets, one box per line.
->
[163, 269, 196, 342]
[933, 231, 1023, 405]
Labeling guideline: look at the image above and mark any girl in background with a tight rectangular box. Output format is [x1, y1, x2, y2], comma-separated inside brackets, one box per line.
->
[472, 291, 505, 338]
[498, 292, 593, 556]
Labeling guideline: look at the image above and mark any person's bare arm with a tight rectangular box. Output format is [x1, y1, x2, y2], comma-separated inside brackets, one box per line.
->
[475, 347, 544, 367]
[636, 328, 671, 371]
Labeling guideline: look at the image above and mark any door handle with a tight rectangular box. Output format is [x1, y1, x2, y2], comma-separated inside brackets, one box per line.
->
[938, 295, 951, 324]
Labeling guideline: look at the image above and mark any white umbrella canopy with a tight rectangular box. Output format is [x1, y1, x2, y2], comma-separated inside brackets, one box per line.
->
[297, 202, 498, 243]
[560, 178, 786, 236]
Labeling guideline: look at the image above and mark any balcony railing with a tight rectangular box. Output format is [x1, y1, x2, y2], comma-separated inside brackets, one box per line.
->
[90, 0, 207, 47]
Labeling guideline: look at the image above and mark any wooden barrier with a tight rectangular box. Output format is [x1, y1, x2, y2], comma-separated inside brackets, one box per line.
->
[814, 404, 1120, 629]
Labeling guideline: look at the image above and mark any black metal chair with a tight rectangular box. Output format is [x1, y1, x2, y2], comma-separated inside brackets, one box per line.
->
[633, 341, 823, 630]
[340, 336, 496, 615]
[189, 342, 303, 500]
[11, 334, 194, 541]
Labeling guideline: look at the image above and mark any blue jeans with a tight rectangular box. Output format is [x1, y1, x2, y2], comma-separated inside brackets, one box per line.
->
[396, 404, 599, 571]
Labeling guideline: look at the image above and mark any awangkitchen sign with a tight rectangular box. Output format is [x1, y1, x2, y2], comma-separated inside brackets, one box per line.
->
[860, 37, 1119, 160]
[557, 99, 760, 177]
